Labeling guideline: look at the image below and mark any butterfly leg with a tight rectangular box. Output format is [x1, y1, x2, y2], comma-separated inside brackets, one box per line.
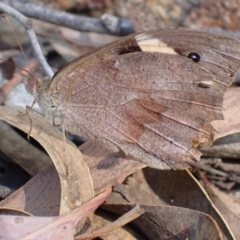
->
[52, 120, 69, 175]
[18, 99, 36, 140]
[60, 124, 69, 175]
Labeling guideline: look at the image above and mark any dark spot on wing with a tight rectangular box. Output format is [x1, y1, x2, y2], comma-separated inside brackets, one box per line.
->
[97, 155, 120, 169]
[118, 45, 142, 55]
[175, 48, 201, 63]
[198, 82, 211, 88]
[188, 52, 201, 63]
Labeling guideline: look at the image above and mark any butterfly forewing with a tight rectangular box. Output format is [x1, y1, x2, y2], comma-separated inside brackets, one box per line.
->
[34, 29, 240, 169]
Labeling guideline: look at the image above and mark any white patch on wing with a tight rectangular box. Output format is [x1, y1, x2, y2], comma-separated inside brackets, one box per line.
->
[200, 80, 214, 86]
[135, 34, 177, 55]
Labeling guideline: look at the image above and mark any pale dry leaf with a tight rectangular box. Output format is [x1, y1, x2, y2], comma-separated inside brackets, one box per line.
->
[206, 183, 240, 240]
[0, 106, 94, 214]
[212, 87, 240, 140]
[0, 188, 111, 240]
[0, 165, 61, 216]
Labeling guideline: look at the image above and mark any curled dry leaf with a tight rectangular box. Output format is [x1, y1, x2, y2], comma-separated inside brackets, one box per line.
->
[104, 169, 235, 240]
[0, 141, 145, 216]
[104, 203, 224, 240]
[0, 106, 94, 214]
[0, 208, 32, 216]
[0, 188, 111, 240]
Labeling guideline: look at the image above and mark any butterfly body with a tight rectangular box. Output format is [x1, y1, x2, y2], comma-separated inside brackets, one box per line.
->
[24, 28, 240, 169]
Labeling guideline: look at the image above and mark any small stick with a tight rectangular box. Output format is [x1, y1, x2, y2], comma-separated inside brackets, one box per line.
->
[75, 205, 144, 240]
[2, 0, 134, 36]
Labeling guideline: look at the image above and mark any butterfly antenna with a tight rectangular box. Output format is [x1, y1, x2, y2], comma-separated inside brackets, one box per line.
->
[1, 14, 33, 75]
[0, 57, 32, 76]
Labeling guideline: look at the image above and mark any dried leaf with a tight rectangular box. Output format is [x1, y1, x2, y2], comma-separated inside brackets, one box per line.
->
[0, 165, 61, 216]
[0, 189, 111, 240]
[104, 168, 235, 240]
[0, 106, 94, 214]
[212, 87, 240, 139]
[104, 203, 224, 240]
[0, 141, 145, 215]
[80, 142, 146, 194]
[0, 120, 51, 176]
[206, 183, 240, 239]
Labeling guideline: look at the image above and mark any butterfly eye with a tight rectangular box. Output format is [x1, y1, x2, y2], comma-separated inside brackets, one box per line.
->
[27, 80, 36, 93]
[187, 52, 201, 63]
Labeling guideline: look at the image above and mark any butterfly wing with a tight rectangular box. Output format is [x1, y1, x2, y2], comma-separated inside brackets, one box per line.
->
[50, 29, 240, 169]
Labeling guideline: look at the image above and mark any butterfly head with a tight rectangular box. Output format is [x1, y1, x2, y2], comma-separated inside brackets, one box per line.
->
[21, 74, 38, 95]
[22, 74, 51, 97]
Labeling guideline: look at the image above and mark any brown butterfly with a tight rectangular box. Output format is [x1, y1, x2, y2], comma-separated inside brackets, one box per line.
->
[22, 28, 240, 170]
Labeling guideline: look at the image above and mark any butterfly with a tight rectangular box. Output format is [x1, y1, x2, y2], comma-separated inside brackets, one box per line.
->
[22, 28, 240, 169]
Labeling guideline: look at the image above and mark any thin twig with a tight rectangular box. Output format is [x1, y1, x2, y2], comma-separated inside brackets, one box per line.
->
[76, 205, 144, 240]
[0, 2, 54, 78]
[191, 162, 240, 184]
[101, 13, 134, 35]
[191, 162, 227, 177]
[3, 0, 134, 36]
